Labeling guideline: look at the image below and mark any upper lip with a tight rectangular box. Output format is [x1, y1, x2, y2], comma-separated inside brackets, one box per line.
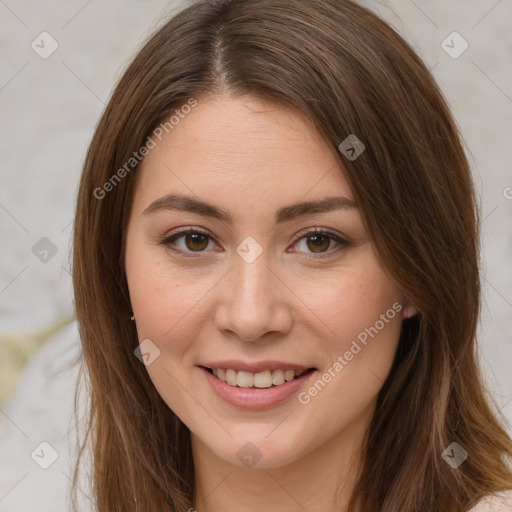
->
[198, 360, 314, 373]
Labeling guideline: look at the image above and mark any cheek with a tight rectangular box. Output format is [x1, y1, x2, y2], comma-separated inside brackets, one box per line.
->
[295, 253, 403, 405]
[125, 243, 214, 423]
[296, 263, 403, 424]
[125, 238, 217, 345]
[299, 255, 403, 351]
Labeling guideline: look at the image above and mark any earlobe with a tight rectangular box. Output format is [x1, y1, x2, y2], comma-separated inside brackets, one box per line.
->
[402, 302, 418, 319]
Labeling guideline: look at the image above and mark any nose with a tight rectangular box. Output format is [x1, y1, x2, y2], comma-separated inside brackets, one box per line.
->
[214, 250, 293, 343]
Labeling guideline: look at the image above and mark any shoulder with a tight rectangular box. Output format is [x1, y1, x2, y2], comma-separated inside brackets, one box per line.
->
[469, 490, 512, 511]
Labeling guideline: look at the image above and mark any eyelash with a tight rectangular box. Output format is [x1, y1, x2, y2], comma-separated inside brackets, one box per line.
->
[158, 226, 352, 259]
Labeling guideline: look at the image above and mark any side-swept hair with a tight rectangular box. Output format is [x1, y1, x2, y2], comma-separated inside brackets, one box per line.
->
[72, 1, 512, 510]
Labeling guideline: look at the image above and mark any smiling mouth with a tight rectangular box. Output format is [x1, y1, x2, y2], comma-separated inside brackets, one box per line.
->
[201, 366, 316, 389]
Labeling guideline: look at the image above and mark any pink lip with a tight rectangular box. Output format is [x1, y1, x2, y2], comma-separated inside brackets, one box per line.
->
[199, 366, 316, 410]
[199, 360, 311, 373]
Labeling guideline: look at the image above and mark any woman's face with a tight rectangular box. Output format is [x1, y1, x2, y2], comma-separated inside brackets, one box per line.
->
[125, 94, 416, 469]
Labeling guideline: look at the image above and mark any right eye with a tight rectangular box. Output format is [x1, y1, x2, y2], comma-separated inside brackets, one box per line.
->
[159, 228, 219, 256]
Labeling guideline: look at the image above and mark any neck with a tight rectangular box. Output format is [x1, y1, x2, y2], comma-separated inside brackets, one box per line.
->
[191, 402, 373, 512]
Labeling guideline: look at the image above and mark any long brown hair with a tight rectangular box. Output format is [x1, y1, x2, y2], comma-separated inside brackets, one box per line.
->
[71, 0, 512, 510]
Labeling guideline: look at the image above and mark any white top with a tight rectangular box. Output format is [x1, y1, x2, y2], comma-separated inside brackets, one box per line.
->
[469, 490, 512, 511]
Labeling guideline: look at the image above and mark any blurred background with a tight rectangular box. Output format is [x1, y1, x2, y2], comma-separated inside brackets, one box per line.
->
[0, 0, 511, 510]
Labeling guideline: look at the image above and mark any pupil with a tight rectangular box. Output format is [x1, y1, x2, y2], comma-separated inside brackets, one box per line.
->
[183, 233, 331, 253]
[307, 235, 329, 253]
[186, 233, 208, 251]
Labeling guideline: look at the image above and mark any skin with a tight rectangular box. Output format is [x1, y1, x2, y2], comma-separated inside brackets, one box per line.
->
[124, 93, 417, 512]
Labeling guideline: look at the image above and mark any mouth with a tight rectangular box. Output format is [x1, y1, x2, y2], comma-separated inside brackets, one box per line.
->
[200, 366, 317, 389]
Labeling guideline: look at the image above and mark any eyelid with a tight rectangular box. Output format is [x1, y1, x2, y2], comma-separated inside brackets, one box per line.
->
[288, 227, 352, 257]
[159, 226, 219, 257]
[291, 226, 350, 244]
[159, 226, 351, 257]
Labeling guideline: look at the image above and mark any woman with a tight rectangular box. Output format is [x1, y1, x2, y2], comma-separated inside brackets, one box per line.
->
[71, 0, 512, 510]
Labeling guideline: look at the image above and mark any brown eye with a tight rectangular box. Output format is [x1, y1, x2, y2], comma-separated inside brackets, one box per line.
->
[292, 228, 351, 256]
[184, 232, 209, 251]
[160, 229, 216, 255]
[306, 234, 331, 253]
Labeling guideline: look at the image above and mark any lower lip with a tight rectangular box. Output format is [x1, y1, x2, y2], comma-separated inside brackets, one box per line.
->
[200, 367, 316, 410]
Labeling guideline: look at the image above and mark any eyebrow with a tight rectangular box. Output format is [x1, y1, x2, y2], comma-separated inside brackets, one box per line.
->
[142, 193, 358, 223]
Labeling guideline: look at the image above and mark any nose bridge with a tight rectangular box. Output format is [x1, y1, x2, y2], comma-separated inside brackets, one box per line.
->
[214, 245, 292, 341]
[235, 252, 272, 306]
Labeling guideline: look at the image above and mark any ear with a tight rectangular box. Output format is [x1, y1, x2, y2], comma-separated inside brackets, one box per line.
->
[402, 295, 418, 319]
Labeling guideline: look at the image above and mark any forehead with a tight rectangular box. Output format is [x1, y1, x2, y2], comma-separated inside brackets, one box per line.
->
[133, 94, 355, 214]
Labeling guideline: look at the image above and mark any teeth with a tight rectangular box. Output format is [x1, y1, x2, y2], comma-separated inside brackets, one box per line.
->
[272, 369, 285, 386]
[284, 369, 295, 382]
[253, 370, 272, 388]
[237, 371, 254, 388]
[212, 367, 309, 388]
[225, 369, 237, 386]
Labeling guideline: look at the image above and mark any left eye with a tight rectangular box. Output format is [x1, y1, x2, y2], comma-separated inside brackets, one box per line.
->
[292, 231, 347, 254]
[160, 228, 350, 256]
